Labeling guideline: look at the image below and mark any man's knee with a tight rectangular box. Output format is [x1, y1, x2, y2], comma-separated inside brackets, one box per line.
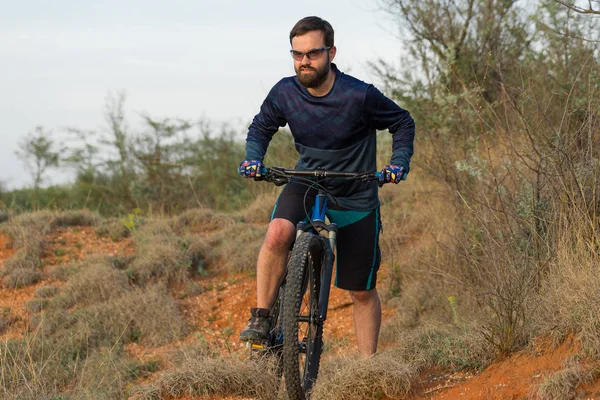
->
[263, 218, 295, 251]
[349, 288, 378, 304]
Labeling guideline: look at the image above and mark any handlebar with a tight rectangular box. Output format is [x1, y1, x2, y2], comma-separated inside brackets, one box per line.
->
[257, 167, 384, 186]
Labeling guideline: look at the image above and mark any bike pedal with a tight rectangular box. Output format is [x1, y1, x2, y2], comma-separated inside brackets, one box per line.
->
[250, 343, 266, 350]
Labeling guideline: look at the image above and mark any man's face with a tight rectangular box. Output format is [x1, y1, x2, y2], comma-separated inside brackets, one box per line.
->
[291, 30, 335, 89]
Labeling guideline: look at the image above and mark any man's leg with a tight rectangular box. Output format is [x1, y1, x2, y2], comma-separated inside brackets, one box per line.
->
[241, 182, 316, 343]
[349, 288, 381, 357]
[256, 218, 295, 309]
[328, 208, 382, 357]
[239, 218, 295, 343]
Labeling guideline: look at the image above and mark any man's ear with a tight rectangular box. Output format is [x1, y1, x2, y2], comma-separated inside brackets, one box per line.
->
[329, 46, 337, 62]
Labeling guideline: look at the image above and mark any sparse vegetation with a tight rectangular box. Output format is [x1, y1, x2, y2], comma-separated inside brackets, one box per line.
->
[0, 0, 598, 398]
[129, 354, 280, 400]
[536, 360, 600, 400]
[311, 352, 414, 400]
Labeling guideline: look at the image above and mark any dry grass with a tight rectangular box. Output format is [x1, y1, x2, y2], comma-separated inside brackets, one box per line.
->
[52, 209, 102, 227]
[33, 284, 59, 298]
[95, 218, 131, 241]
[172, 207, 237, 233]
[206, 223, 267, 273]
[2, 267, 42, 289]
[130, 221, 192, 284]
[55, 259, 130, 308]
[129, 354, 280, 400]
[182, 234, 213, 275]
[237, 192, 278, 224]
[25, 298, 49, 313]
[382, 322, 495, 372]
[1, 210, 104, 289]
[535, 361, 600, 400]
[310, 351, 415, 400]
[533, 219, 600, 358]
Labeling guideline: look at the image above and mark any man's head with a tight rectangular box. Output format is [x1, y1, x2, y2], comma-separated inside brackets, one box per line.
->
[289, 16, 336, 89]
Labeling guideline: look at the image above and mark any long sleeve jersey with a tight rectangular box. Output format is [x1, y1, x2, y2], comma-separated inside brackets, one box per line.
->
[245, 64, 415, 210]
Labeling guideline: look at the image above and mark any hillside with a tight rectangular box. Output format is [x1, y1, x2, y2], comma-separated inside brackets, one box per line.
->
[1, 207, 599, 400]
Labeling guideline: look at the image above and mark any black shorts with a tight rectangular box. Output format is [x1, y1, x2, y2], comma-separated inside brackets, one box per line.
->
[271, 182, 382, 291]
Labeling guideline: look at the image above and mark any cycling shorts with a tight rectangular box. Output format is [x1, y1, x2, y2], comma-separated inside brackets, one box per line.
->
[271, 181, 382, 291]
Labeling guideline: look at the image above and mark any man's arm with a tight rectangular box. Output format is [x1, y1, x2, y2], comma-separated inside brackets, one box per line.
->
[245, 85, 287, 161]
[363, 86, 415, 175]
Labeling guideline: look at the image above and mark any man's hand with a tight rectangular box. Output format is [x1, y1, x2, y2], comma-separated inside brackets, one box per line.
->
[238, 159, 264, 179]
[380, 164, 406, 184]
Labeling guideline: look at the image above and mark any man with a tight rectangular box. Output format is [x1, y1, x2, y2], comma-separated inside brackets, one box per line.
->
[238, 16, 415, 357]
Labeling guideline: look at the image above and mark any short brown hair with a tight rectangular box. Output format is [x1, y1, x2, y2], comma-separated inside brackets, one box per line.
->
[289, 16, 334, 47]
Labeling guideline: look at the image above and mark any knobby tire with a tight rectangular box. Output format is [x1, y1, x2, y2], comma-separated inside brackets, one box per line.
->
[282, 233, 327, 400]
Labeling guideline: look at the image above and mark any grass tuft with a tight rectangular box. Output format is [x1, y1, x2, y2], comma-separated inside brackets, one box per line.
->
[55, 260, 130, 309]
[95, 218, 131, 241]
[129, 354, 279, 400]
[310, 352, 415, 400]
[172, 208, 236, 234]
[33, 285, 59, 298]
[2, 268, 42, 289]
[536, 361, 600, 400]
[52, 209, 102, 227]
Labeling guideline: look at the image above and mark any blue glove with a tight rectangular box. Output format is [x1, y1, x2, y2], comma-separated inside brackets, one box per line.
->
[380, 164, 406, 184]
[238, 159, 264, 179]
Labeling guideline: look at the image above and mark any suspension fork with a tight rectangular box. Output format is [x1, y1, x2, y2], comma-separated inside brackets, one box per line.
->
[295, 189, 337, 322]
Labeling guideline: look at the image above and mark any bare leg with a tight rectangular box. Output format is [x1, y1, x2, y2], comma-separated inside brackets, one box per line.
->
[349, 288, 382, 357]
[256, 218, 296, 309]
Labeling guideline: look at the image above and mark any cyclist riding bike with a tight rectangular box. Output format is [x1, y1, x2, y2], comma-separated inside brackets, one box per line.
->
[238, 16, 415, 357]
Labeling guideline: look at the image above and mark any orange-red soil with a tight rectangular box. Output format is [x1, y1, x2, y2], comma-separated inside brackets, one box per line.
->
[2, 228, 600, 400]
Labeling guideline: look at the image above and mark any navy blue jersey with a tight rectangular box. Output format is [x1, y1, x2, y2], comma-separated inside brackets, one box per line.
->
[245, 64, 415, 210]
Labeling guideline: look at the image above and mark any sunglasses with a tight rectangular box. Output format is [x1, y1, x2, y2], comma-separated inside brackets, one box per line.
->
[289, 46, 331, 61]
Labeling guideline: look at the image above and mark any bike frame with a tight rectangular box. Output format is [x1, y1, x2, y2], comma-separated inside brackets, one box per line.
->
[295, 190, 337, 323]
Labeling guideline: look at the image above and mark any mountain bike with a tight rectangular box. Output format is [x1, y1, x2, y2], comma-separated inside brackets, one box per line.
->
[248, 167, 383, 400]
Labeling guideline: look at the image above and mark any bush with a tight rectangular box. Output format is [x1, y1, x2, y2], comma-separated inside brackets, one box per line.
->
[2, 268, 42, 289]
[207, 223, 266, 273]
[129, 355, 279, 400]
[172, 208, 236, 234]
[33, 285, 59, 299]
[311, 352, 415, 400]
[536, 361, 600, 400]
[52, 210, 102, 227]
[237, 192, 278, 224]
[25, 299, 49, 314]
[67, 347, 144, 400]
[386, 322, 495, 371]
[95, 218, 131, 241]
[129, 240, 189, 285]
[55, 260, 130, 309]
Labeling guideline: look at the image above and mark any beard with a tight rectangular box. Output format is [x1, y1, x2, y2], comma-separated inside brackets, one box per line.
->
[295, 60, 330, 88]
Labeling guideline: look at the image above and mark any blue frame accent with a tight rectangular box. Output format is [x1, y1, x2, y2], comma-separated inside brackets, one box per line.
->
[312, 193, 328, 222]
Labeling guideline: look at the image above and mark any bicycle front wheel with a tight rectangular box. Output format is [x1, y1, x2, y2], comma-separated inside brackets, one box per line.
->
[282, 233, 326, 399]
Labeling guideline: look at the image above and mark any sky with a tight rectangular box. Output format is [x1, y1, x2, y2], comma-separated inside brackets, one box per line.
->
[0, 0, 406, 189]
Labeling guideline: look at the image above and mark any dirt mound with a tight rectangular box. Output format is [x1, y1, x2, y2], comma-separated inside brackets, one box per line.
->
[2, 227, 600, 400]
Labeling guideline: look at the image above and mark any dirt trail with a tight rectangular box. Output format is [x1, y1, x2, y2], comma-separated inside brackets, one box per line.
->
[2, 228, 600, 400]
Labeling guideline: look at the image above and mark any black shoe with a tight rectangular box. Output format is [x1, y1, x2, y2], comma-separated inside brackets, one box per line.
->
[240, 308, 271, 343]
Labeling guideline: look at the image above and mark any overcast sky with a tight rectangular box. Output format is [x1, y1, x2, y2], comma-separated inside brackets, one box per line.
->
[0, 0, 406, 188]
